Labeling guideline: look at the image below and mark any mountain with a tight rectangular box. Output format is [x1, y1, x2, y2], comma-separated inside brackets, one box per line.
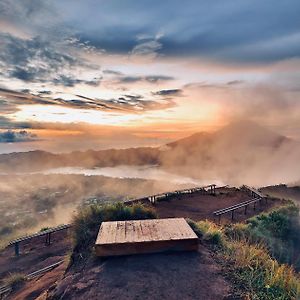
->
[159, 120, 298, 184]
[0, 120, 299, 186]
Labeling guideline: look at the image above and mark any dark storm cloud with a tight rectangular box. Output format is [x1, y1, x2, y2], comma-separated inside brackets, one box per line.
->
[0, 32, 100, 85]
[52, 75, 101, 87]
[0, 116, 32, 130]
[75, 94, 176, 112]
[60, 0, 300, 63]
[227, 80, 244, 86]
[184, 82, 225, 89]
[38, 90, 52, 95]
[103, 70, 123, 75]
[0, 130, 37, 143]
[118, 75, 174, 84]
[153, 89, 182, 96]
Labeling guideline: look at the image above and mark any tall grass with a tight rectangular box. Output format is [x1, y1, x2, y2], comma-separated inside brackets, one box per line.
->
[225, 240, 300, 299]
[225, 203, 300, 268]
[191, 204, 300, 299]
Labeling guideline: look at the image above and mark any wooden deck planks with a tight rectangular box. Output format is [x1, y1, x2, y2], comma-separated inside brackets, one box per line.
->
[95, 218, 198, 257]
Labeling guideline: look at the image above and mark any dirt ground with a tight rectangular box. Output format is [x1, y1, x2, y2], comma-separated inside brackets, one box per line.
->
[0, 230, 71, 280]
[47, 243, 232, 300]
[9, 261, 67, 300]
[147, 187, 280, 224]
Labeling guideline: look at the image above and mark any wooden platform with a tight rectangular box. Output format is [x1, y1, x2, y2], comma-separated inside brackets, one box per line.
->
[95, 218, 198, 257]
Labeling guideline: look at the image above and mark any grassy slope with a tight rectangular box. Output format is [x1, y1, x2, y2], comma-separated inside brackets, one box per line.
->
[189, 202, 300, 299]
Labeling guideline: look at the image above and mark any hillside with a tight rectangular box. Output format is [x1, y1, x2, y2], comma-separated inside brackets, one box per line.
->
[1, 187, 299, 299]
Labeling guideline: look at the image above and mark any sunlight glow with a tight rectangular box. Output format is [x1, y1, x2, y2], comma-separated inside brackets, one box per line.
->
[12, 105, 145, 126]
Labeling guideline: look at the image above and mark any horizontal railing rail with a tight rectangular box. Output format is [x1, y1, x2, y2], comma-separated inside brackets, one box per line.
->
[242, 185, 265, 198]
[213, 197, 261, 216]
[0, 260, 64, 298]
[8, 224, 72, 246]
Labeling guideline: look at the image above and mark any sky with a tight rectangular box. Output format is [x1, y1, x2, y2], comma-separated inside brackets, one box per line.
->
[0, 0, 300, 153]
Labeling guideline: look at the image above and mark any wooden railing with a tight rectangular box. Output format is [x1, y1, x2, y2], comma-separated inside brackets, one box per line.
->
[8, 224, 72, 256]
[0, 260, 64, 298]
[213, 197, 263, 223]
[125, 184, 218, 205]
[213, 185, 267, 223]
[242, 185, 265, 199]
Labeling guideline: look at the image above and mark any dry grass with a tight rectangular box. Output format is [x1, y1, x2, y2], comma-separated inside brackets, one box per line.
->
[225, 240, 300, 299]
[190, 206, 300, 300]
[2, 273, 26, 290]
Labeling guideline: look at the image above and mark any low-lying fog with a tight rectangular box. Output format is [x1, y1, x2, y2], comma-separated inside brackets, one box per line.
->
[37, 166, 225, 186]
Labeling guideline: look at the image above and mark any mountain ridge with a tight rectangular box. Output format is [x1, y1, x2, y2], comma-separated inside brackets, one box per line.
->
[0, 120, 299, 186]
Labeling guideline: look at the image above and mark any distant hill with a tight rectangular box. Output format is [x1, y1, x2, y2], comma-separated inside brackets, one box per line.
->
[0, 147, 160, 173]
[262, 184, 300, 205]
[0, 120, 299, 186]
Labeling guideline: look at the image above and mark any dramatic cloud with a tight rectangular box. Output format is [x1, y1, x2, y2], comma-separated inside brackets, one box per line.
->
[58, 0, 300, 63]
[0, 88, 177, 122]
[0, 130, 37, 143]
[0, 0, 300, 152]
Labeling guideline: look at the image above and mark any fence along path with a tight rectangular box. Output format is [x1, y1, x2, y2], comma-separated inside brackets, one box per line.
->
[125, 184, 218, 204]
[6, 183, 219, 256]
[8, 224, 72, 256]
[213, 185, 267, 223]
[0, 260, 64, 298]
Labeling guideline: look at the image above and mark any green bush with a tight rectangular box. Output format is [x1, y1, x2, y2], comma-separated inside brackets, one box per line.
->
[71, 202, 157, 260]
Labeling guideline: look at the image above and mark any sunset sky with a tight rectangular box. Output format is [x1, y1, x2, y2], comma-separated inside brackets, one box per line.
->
[0, 0, 300, 153]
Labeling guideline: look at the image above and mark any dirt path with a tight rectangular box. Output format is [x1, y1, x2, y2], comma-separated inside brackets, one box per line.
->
[47, 243, 232, 300]
[149, 188, 279, 223]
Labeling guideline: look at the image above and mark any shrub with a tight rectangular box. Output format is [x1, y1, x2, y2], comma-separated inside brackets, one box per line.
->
[40, 227, 50, 232]
[71, 202, 157, 260]
[186, 218, 203, 238]
[244, 204, 300, 265]
[194, 220, 224, 246]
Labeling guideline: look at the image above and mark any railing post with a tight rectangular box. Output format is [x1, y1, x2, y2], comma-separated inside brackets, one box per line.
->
[14, 242, 19, 256]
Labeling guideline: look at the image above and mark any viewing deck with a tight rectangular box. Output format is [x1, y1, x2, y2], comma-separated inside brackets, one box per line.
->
[95, 218, 198, 257]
